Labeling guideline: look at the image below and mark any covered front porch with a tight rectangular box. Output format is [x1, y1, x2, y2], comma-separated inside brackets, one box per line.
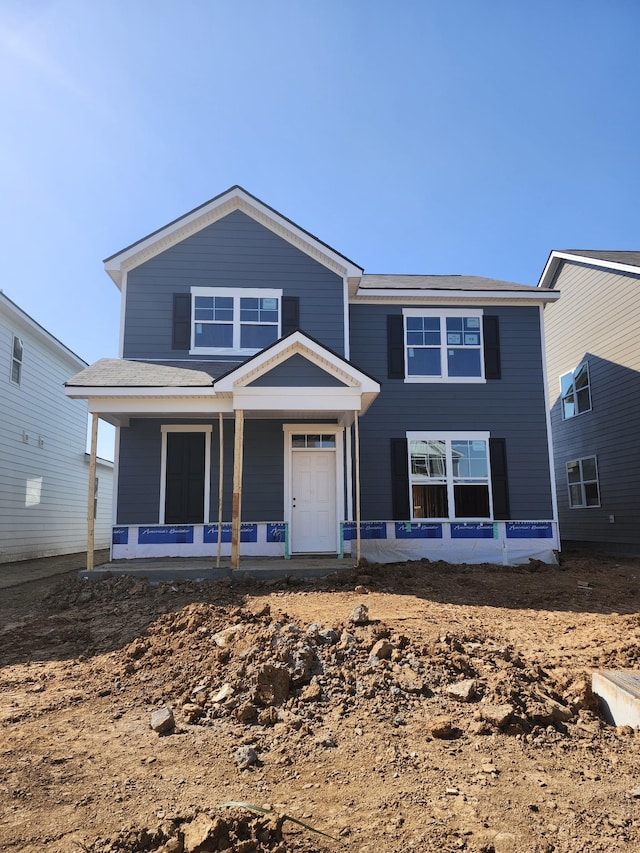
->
[65, 332, 380, 572]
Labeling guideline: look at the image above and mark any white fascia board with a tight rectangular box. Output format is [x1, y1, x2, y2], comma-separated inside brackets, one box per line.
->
[537, 251, 640, 289]
[105, 188, 363, 288]
[352, 289, 560, 304]
[233, 387, 364, 411]
[215, 331, 380, 393]
[81, 396, 233, 415]
[65, 385, 219, 398]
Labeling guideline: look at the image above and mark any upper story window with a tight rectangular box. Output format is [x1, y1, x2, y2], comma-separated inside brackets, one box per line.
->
[560, 362, 591, 419]
[403, 309, 484, 382]
[10, 335, 23, 385]
[191, 287, 281, 355]
[567, 456, 600, 508]
[408, 432, 491, 520]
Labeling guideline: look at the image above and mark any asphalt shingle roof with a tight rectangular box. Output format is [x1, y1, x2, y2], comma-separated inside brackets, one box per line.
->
[65, 358, 238, 387]
[359, 274, 537, 291]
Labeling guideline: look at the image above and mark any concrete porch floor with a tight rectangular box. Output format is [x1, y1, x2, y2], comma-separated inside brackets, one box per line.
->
[79, 555, 357, 584]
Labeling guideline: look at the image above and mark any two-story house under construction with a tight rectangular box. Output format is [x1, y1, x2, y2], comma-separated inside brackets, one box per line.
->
[539, 250, 640, 556]
[66, 187, 560, 567]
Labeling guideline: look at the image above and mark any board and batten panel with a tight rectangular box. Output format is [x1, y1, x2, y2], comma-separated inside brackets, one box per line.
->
[122, 210, 346, 360]
[349, 303, 554, 522]
[543, 261, 640, 548]
[0, 306, 113, 562]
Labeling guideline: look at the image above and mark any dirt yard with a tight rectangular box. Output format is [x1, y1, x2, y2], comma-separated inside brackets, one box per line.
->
[1, 550, 639, 853]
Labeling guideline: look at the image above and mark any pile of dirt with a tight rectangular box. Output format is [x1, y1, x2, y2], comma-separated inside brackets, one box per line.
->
[1, 553, 639, 852]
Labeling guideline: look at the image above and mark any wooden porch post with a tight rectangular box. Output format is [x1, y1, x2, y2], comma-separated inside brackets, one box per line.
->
[231, 409, 244, 570]
[354, 411, 361, 564]
[216, 413, 224, 569]
[87, 412, 99, 570]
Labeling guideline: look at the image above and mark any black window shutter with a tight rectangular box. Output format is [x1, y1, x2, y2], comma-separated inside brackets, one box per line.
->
[390, 437, 410, 520]
[489, 437, 510, 520]
[172, 293, 191, 350]
[483, 316, 501, 379]
[387, 315, 405, 379]
[281, 296, 300, 336]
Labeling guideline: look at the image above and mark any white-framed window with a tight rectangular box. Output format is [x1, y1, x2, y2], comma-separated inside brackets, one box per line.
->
[403, 308, 484, 382]
[10, 335, 23, 385]
[191, 286, 281, 355]
[560, 362, 591, 419]
[407, 431, 492, 519]
[567, 456, 600, 508]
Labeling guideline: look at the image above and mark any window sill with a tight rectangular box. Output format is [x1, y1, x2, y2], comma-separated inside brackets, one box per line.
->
[404, 376, 486, 384]
[190, 347, 262, 357]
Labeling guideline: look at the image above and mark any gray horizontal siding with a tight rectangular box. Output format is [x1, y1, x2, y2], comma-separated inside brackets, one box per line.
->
[249, 354, 346, 387]
[117, 418, 287, 525]
[544, 262, 640, 546]
[350, 303, 554, 521]
[123, 211, 345, 360]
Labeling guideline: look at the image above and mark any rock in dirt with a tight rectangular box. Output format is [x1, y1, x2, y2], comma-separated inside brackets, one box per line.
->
[254, 664, 290, 706]
[349, 603, 369, 624]
[446, 678, 477, 702]
[428, 716, 455, 739]
[234, 745, 258, 769]
[479, 703, 514, 728]
[150, 707, 175, 734]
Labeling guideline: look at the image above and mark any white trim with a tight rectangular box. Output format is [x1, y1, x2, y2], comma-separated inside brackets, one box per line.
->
[345, 424, 353, 522]
[539, 305, 559, 527]
[537, 250, 640, 290]
[402, 307, 485, 383]
[406, 431, 493, 522]
[190, 286, 282, 356]
[104, 187, 363, 288]
[159, 425, 212, 524]
[65, 386, 220, 398]
[118, 270, 128, 357]
[342, 276, 350, 360]
[283, 424, 344, 553]
[353, 289, 560, 304]
[566, 454, 601, 509]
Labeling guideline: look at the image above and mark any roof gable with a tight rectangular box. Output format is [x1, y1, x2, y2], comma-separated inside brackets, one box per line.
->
[213, 331, 379, 393]
[538, 250, 640, 289]
[104, 186, 363, 288]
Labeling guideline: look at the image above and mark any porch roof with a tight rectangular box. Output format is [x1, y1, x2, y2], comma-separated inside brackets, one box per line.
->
[65, 333, 381, 427]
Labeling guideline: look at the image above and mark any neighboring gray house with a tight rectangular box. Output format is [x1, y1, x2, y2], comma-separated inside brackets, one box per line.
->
[65, 186, 560, 566]
[0, 291, 113, 563]
[538, 250, 640, 555]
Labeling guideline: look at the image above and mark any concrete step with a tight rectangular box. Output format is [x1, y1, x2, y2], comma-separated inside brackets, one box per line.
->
[592, 670, 640, 727]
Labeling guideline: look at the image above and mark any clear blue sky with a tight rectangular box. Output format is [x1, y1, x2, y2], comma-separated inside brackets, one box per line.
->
[2, 1, 639, 456]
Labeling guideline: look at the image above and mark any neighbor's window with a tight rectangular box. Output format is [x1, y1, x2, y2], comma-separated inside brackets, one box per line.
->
[567, 456, 600, 508]
[191, 287, 281, 354]
[561, 362, 591, 419]
[408, 433, 491, 519]
[403, 309, 484, 381]
[10, 335, 23, 385]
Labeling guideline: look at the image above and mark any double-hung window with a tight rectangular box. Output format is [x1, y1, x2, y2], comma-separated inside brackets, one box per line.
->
[403, 309, 484, 382]
[408, 432, 491, 519]
[567, 456, 600, 508]
[11, 335, 23, 385]
[560, 362, 591, 419]
[191, 287, 281, 355]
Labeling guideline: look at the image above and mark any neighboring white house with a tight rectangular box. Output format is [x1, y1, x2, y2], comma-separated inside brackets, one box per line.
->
[0, 291, 113, 563]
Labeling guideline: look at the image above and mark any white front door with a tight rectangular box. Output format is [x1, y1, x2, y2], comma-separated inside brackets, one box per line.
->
[291, 449, 337, 553]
